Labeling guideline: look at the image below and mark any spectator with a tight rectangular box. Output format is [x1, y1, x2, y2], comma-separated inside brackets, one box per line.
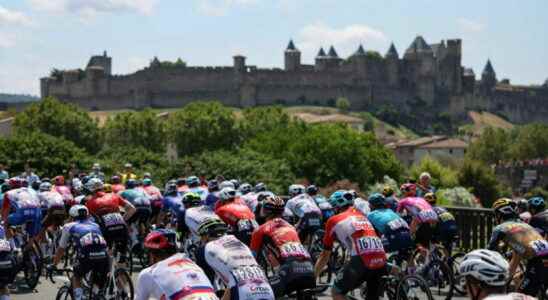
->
[416, 172, 436, 197]
[89, 163, 105, 182]
[21, 161, 39, 186]
[121, 163, 137, 184]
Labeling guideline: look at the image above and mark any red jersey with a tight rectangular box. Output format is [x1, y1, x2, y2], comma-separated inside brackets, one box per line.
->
[86, 191, 125, 216]
[54, 185, 73, 204]
[111, 184, 125, 194]
[323, 207, 386, 269]
[215, 199, 255, 227]
[250, 218, 310, 262]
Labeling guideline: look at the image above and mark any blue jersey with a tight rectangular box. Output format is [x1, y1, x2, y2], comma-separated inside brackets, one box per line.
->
[162, 194, 184, 217]
[59, 218, 107, 257]
[367, 208, 407, 234]
[0, 225, 5, 239]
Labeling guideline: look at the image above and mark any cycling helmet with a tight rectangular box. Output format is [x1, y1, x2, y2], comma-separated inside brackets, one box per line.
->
[42, 177, 51, 183]
[54, 176, 65, 185]
[528, 197, 545, 210]
[219, 180, 235, 190]
[329, 190, 353, 209]
[254, 182, 267, 193]
[8, 177, 24, 189]
[424, 192, 436, 204]
[126, 179, 137, 189]
[382, 185, 394, 197]
[143, 172, 151, 179]
[257, 191, 275, 203]
[516, 199, 528, 211]
[144, 229, 177, 251]
[306, 185, 319, 195]
[31, 180, 42, 191]
[238, 183, 252, 195]
[182, 192, 202, 207]
[492, 198, 516, 219]
[110, 175, 121, 184]
[262, 195, 285, 214]
[165, 181, 178, 195]
[208, 179, 219, 191]
[69, 205, 89, 220]
[230, 179, 240, 190]
[103, 183, 112, 193]
[219, 187, 237, 201]
[186, 176, 200, 187]
[72, 178, 83, 192]
[400, 183, 416, 193]
[288, 184, 306, 197]
[458, 249, 509, 286]
[198, 218, 228, 237]
[143, 178, 152, 186]
[368, 193, 386, 208]
[85, 178, 103, 193]
[39, 182, 52, 192]
[176, 177, 186, 186]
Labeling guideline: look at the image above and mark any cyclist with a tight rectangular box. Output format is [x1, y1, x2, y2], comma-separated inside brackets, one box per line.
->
[400, 182, 417, 198]
[487, 198, 548, 296]
[528, 197, 547, 237]
[382, 185, 399, 211]
[306, 185, 334, 221]
[0, 224, 15, 300]
[397, 192, 438, 250]
[238, 183, 252, 195]
[314, 190, 387, 300]
[285, 189, 322, 243]
[37, 182, 66, 257]
[458, 249, 534, 300]
[142, 178, 163, 224]
[516, 199, 531, 223]
[110, 175, 125, 194]
[176, 177, 189, 193]
[214, 187, 257, 245]
[186, 175, 208, 201]
[135, 229, 218, 300]
[85, 178, 136, 263]
[160, 181, 184, 230]
[254, 191, 276, 225]
[119, 179, 152, 249]
[425, 192, 458, 254]
[250, 195, 316, 298]
[53, 176, 74, 206]
[2, 177, 42, 240]
[48, 205, 109, 300]
[195, 218, 275, 300]
[367, 193, 413, 263]
[120, 163, 136, 184]
[182, 192, 221, 243]
[254, 182, 267, 193]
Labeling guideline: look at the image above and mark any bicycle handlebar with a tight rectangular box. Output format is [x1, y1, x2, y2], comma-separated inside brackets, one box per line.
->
[47, 267, 72, 284]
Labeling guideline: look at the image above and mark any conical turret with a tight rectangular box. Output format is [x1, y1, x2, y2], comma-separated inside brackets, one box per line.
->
[316, 47, 327, 58]
[285, 39, 301, 71]
[328, 46, 339, 58]
[286, 39, 298, 51]
[385, 43, 399, 59]
[354, 44, 366, 56]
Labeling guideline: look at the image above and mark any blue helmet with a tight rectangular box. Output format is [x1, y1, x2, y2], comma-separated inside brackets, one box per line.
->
[528, 197, 545, 210]
[126, 179, 137, 189]
[368, 193, 386, 208]
[329, 190, 353, 209]
[186, 176, 200, 187]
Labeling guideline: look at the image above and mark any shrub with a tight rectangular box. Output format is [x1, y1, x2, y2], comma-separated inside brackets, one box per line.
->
[336, 97, 350, 112]
[409, 155, 459, 188]
[458, 159, 502, 208]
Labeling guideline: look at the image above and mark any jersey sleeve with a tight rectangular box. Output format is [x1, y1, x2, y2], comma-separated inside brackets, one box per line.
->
[58, 224, 72, 249]
[134, 270, 153, 300]
[250, 226, 265, 254]
[487, 226, 504, 251]
[322, 217, 336, 251]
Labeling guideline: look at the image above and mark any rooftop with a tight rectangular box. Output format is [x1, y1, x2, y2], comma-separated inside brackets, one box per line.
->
[396, 135, 447, 147]
[420, 138, 468, 149]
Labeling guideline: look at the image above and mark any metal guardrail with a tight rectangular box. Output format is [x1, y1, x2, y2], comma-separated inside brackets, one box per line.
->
[445, 206, 495, 251]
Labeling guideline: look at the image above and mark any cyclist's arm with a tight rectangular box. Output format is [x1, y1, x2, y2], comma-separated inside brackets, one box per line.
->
[249, 227, 264, 257]
[134, 271, 153, 300]
[120, 198, 136, 222]
[486, 229, 504, 251]
[509, 251, 520, 276]
[52, 225, 71, 266]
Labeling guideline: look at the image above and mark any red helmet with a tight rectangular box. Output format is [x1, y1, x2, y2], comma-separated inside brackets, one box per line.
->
[8, 177, 25, 189]
[144, 229, 177, 251]
[400, 183, 416, 193]
[54, 175, 65, 185]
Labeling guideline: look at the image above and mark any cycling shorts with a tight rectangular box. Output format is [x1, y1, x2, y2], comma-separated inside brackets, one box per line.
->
[42, 207, 67, 228]
[270, 258, 315, 298]
[520, 255, 548, 296]
[74, 255, 109, 287]
[415, 222, 434, 248]
[333, 255, 387, 297]
[8, 207, 42, 237]
[297, 212, 322, 240]
[383, 228, 414, 253]
[128, 206, 151, 226]
[0, 252, 16, 287]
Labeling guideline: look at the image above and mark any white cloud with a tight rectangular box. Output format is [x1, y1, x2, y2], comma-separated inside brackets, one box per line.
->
[28, 0, 158, 17]
[0, 5, 32, 27]
[196, 0, 259, 17]
[457, 18, 485, 33]
[297, 22, 388, 58]
[123, 56, 150, 73]
[0, 32, 17, 48]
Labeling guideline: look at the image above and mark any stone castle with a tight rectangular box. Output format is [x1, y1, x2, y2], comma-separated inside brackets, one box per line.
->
[41, 36, 548, 124]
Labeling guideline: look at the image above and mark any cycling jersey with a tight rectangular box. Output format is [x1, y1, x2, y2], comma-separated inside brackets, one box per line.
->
[39, 191, 66, 227]
[323, 207, 386, 269]
[285, 194, 321, 219]
[529, 210, 548, 236]
[54, 185, 73, 205]
[119, 188, 150, 208]
[250, 218, 310, 263]
[487, 220, 548, 259]
[85, 192, 129, 250]
[86, 192, 125, 216]
[163, 194, 185, 227]
[354, 198, 371, 216]
[111, 184, 125, 194]
[432, 206, 458, 236]
[367, 208, 413, 253]
[215, 200, 256, 228]
[204, 192, 219, 210]
[397, 197, 438, 224]
[135, 253, 217, 300]
[199, 234, 274, 300]
[3, 187, 42, 236]
[59, 218, 108, 258]
[484, 293, 537, 300]
[184, 205, 220, 240]
[38, 191, 64, 209]
[240, 192, 259, 212]
[143, 185, 163, 210]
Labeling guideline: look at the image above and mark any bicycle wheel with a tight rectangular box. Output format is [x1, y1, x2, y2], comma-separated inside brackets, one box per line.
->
[448, 252, 466, 296]
[421, 260, 454, 300]
[359, 276, 395, 300]
[56, 286, 74, 300]
[396, 274, 434, 300]
[109, 268, 134, 300]
[23, 241, 43, 289]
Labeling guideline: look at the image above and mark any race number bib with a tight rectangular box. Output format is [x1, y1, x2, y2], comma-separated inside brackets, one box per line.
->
[530, 239, 548, 256]
[307, 217, 321, 227]
[387, 218, 409, 231]
[356, 236, 384, 255]
[237, 219, 256, 232]
[79, 232, 106, 247]
[0, 240, 11, 252]
[418, 210, 437, 223]
[280, 242, 310, 258]
[351, 218, 369, 231]
[102, 213, 125, 227]
[231, 265, 266, 283]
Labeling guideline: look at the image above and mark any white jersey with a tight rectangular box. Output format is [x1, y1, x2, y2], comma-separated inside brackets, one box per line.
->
[38, 191, 65, 209]
[240, 193, 259, 212]
[185, 206, 221, 240]
[5, 187, 40, 210]
[354, 198, 371, 216]
[135, 253, 218, 300]
[484, 293, 537, 300]
[204, 235, 274, 300]
[285, 194, 321, 218]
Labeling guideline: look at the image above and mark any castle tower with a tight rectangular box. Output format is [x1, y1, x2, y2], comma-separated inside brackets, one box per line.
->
[325, 46, 342, 70]
[353, 44, 367, 77]
[385, 43, 400, 87]
[86, 50, 112, 75]
[315, 47, 328, 71]
[404, 36, 435, 104]
[233, 55, 247, 73]
[443, 39, 463, 93]
[284, 40, 301, 71]
[480, 59, 497, 94]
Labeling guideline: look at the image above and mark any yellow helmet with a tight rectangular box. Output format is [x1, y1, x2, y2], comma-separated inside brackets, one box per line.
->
[492, 198, 516, 217]
[424, 192, 436, 204]
[492, 198, 512, 210]
[382, 185, 394, 196]
[103, 183, 113, 193]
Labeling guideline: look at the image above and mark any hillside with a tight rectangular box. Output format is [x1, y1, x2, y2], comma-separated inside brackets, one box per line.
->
[459, 110, 514, 137]
[0, 93, 39, 103]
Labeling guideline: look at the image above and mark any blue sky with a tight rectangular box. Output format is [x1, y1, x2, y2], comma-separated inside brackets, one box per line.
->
[0, 0, 547, 95]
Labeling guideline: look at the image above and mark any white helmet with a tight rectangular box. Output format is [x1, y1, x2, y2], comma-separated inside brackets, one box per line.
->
[219, 180, 235, 190]
[85, 178, 103, 193]
[39, 182, 52, 192]
[288, 184, 306, 197]
[69, 205, 89, 219]
[219, 187, 237, 201]
[458, 249, 509, 286]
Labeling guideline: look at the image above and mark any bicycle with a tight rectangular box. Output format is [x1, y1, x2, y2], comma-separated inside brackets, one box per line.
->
[353, 271, 434, 300]
[10, 224, 43, 290]
[412, 244, 455, 300]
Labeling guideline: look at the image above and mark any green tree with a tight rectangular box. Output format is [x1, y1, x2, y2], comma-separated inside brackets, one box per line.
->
[0, 132, 91, 176]
[458, 159, 501, 208]
[466, 127, 510, 164]
[13, 97, 102, 153]
[97, 146, 169, 182]
[336, 97, 351, 112]
[508, 124, 548, 160]
[409, 155, 459, 188]
[103, 109, 166, 153]
[239, 106, 291, 139]
[167, 101, 239, 156]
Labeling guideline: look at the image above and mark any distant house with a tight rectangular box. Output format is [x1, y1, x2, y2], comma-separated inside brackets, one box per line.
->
[388, 136, 468, 166]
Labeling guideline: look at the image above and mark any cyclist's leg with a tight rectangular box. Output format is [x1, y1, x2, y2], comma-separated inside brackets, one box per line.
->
[520, 256, 546, 296]
[332, 255, 368, 300]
